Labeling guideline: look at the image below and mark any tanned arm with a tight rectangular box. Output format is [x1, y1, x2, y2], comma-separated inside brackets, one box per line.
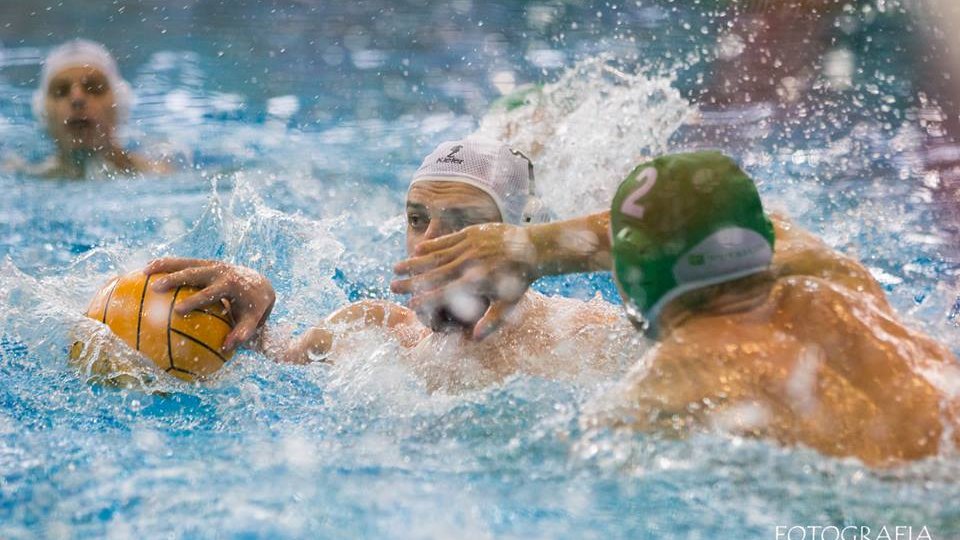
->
[282, 299, 424, 364]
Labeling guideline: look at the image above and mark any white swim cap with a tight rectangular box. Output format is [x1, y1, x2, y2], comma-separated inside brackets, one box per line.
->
[410, 138, 548, 225]
[32, 39, 134, 122]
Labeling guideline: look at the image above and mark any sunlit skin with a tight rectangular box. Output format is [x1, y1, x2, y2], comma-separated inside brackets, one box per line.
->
[391, 212, 960, 465]
[33, 66, 165, 178]
[601, 217, 960, 466]
[142, 181, 628, 389]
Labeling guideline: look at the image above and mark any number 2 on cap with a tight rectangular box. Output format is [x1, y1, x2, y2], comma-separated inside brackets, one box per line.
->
[620, 167, 657, 219]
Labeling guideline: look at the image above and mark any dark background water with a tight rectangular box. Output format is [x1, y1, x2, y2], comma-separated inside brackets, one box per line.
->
[0, 0, 920, 120]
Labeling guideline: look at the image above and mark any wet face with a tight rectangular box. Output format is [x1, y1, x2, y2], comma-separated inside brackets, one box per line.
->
[43, 66, 118, 152]
[405, 181, 502, 256]
[405, 181, 502, 330]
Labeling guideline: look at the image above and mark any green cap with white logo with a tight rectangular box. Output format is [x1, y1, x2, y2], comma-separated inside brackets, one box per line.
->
[610, 151, 775, 332]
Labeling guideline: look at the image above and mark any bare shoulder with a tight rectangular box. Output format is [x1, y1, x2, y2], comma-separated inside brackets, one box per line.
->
[533, 292, 627, 329]
[767, 275, 955, 373]
[769, 274, 881, 315]
[770, 213, 889, 305]
[327, 298, 419, 329]
[131, 152, 175, 175]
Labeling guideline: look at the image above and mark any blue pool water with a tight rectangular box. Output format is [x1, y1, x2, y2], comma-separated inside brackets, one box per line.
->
[1, 1, 960, 538]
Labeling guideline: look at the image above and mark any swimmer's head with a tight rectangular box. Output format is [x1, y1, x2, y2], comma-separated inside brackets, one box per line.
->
[405, 179, 502, 255]
[610, 151, 775, 334]
[405, 139, 540, 330]
[33, 40, 133, 152]
[410, 138, 547, 229]
[405, 174, 500, 331]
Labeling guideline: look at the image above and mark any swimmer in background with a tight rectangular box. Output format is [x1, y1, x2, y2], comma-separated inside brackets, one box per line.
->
[142, 139, 632, 391]
[391, 151, 960, 466]
[17, 40, 169, 178]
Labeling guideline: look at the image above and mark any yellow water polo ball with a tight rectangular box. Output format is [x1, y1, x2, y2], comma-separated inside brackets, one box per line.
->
[79, 269, 236, 382]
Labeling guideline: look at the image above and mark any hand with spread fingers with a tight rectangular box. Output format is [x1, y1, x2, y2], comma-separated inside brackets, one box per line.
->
[391, 222, 537, 339]
[144, 257, 276, 353]
[391, 212, 613, 340]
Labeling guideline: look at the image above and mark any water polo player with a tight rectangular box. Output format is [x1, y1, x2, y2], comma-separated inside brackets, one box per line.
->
[392, 151, 960, 465]
[24, 39, 167, 178]
[142, 139, 632, 390]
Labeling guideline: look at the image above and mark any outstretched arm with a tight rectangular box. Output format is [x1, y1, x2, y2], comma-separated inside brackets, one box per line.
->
[391, 209, 898, 338]
[391, 211, 612, 339]
[146, 258, 425, 364]
[282, 299, 424, 364]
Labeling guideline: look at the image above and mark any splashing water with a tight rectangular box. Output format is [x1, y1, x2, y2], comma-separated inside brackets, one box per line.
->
[477, 56, 694, 219]
[1, 1, 960, 538]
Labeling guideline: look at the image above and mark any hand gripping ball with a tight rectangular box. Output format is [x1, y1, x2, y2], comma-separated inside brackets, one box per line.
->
[76, 270, 235, 382]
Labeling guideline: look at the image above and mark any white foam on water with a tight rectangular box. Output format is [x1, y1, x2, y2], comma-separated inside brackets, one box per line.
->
[475, 56, 694, 219]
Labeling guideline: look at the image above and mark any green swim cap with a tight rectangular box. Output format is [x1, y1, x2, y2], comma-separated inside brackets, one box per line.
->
[610, 151, 775, 332]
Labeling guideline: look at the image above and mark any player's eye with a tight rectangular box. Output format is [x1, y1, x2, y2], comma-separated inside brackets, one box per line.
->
[407, 213, 428, 231]
[84, 80, 108, 95]
[50, 82, 70, 98]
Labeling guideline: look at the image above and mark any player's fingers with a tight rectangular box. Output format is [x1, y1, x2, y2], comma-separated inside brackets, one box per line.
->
[223, 315, 260, 353]
[392, 244, 467, 277]
[407, 287, 447, 313]
[412, 230, 467, 256]
[472, 300, 517, 341]
[144, 257, 216, 275]
[151, 266, 220, 292]
[173, 282, 231, 314]
[391, 257, 470, 295]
